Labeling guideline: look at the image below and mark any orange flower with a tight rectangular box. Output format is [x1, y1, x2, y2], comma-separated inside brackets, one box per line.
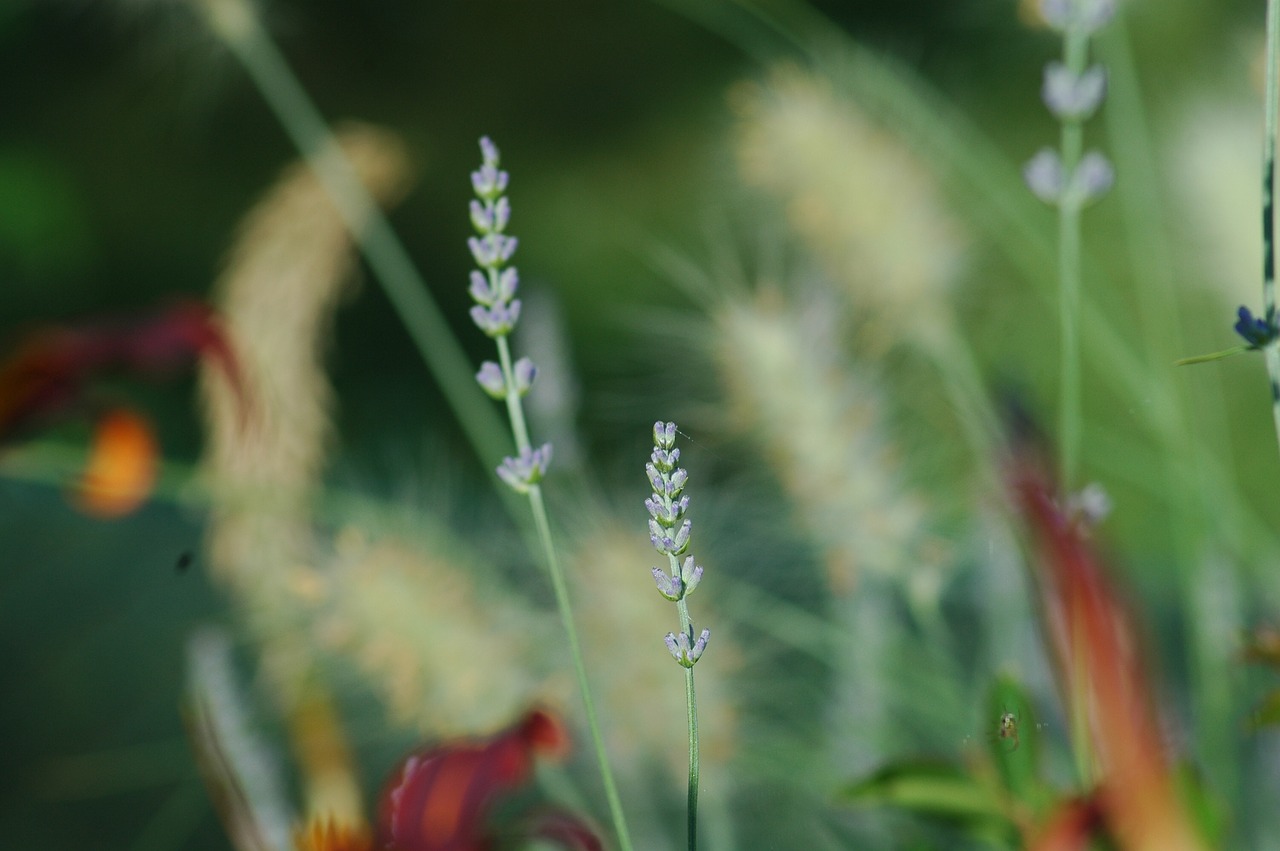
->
[72, 408, 157, 517]
[294, 817, 373, 851]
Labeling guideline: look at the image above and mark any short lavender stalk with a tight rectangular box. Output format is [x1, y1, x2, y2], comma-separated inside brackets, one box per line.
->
[467, 138, 633, 851]
[1023, 0, 1116, 490]
[646, 422, 709, 851]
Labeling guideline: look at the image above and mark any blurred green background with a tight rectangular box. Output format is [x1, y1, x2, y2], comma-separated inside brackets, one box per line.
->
[4, 1, 1280, 849]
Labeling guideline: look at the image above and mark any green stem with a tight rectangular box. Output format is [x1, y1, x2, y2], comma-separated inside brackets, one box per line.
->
[675, 591, 701, 851]
[1057, 26, 1090, 490]
[194, 0, 509, 469]
[684, 665, 700, 851]
[1264, 0, 1280, 461]
[528, 484, 635, 851]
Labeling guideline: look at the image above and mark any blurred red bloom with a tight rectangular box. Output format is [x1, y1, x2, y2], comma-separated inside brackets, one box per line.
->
[1010, 454, 1207, 851]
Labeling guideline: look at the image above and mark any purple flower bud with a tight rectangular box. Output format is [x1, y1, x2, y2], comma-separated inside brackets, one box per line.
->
[470, 199, 493, 233]
[496, 442, 553, 494]
[472, 301, 522, 337]
[644, 495, 662, 520]
[1040, 0, 1114, 34]
[469, 270, 494, 306]
[470, 163, 508, 200]
[1024, 148, 1065, 204]
[1042, 62, 1106, 121]
[498, 234, 518, 263]
[652, 567, 682, 600]
[479, 136, 500, 167]
[648, 518, 666, 550]
[645, 462, 663, 493]
[690, 628, 709, 659]
[670, 519, 691, 555]
[476, 360, 506, 398]
[664, 628, 709, 667]
[679, 556, 702, 586]
[513, 356, 537, 396]
[651, 447, 679, 472]
[493, 196, 511, 232]
[668, 468, 688, 494]
[1069, 150, 1114, 204]
[653, 421, 677, 450]
[496, 267, 519, 302]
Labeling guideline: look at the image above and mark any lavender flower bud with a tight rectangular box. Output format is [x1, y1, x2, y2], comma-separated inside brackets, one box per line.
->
[664, 628, 710, 667]
[495, 267, 519, 302]
[653, 421, 677, 450]
[650, 447, 679, 473]
[1024, 148, 1065, 204]
[669, 519, 691, 555]
[471, 138, 509, 200]
[468, 234, 519, 269]
[470, 199, 493, 233]
[474, 300, 523, 337]
[513, 356, 537, 396]
[679, 556, 703, 594]
[1042, 62, 1107, 121]
[1040, 0, 1115, 34]
[652, 567, 682, 601]
[493, 196, 511, 232]
[469, 270, 495, 306]
[476, 361, 506, 398]
[1069, 151, 1114, 204]
[496, 443, 552, 494]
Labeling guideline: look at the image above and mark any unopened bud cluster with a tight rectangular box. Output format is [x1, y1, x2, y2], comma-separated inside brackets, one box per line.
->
[467, 137, 550, 493]
[1023, 0, 1116, 208]
[646, 421, 710, 668]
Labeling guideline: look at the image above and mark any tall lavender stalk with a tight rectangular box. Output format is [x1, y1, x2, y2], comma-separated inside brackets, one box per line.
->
[468, 138, 634, 851]
[1260, 0, 1280, 458]
[645, 422, 710, 851]
[1176, 0, 1280, 465]
[1023, 0, 1116, 489]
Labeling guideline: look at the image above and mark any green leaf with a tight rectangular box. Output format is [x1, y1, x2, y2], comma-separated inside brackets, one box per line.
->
[838, 761, 1006, 822]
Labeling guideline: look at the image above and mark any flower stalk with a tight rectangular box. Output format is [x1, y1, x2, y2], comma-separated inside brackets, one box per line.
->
[645, 421, 709, 851]
[1023, 0, 1116, 489]
[467, 138, 633, 851]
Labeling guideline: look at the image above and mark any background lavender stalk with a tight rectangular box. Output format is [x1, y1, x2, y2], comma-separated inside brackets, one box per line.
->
[1022, 0, 1115, 785]
[1262, 0, 1280, 460]
[467, 138, 634, 851]
[646, 422, 709, 851]
[1023, 0, 1115, 490]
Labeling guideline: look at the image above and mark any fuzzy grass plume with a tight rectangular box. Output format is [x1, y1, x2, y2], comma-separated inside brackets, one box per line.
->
[733, 65, 966, 351]
[713, 287, 938, 596]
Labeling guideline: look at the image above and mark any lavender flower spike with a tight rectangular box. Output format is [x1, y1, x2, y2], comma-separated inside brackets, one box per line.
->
[664, 628, 711, 668]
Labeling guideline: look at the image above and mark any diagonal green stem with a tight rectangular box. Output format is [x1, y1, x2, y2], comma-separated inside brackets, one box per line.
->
[195, 4, 633, 847]
[529, 484, 635, 851]
[194, 0, 509, 469]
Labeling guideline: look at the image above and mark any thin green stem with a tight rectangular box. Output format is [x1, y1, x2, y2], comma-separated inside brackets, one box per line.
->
[684, 663, 700, 851]
[1057, 27, 1090, 490]
[527, 485, 635, 851]
[1264, 0, 1280, 461]
[194, 0, 509, 469]
[674, 588, 701, 851]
